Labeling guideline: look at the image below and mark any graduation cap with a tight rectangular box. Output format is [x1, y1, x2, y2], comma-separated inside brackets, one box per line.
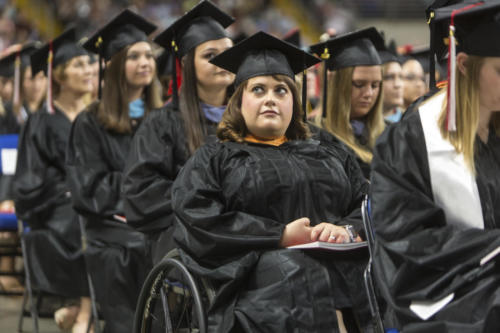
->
[283, 28, 301, 48]
[232, 32, 249, 45]
[309, 27, 383, 118]
[30, 27, 88, 114]
[426, 0, 479, 89]
[153, 0, 234, 108]
[404, 47, 431, 73]
[309, 27, 383, 71]
[31, 28, 87, 76]
[83, 9, 156, 61]
[0, 43, 39, 78]
[432, 0, 500, 131]
[210, 31, 320, 120]
[378, 38, 400, 64]
[82, 9, 157, 99]
[0, 42, 41, 108]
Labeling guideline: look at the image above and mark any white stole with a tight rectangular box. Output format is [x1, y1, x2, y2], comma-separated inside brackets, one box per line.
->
[419, 93, 484, 230]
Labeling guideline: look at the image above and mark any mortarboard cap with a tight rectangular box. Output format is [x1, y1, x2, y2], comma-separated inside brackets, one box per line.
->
[283, 29, 301, 48]
[83, 9, 157, 61]
[431, 1, 500, 131]
[0, 43, 40, 78]
[309, 27, 383, 71]
[378, 38, 400, 64]
[31, 27, 88, 76]
[153, 0, 234, 58]
[404, 47, 431, 73]
[232, 32, 249, 45]
[433, 1, 500, 58]
[210, 31, 320, 88]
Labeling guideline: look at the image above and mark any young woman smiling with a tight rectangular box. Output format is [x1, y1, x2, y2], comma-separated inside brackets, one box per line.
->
[65, 11, 162, 333]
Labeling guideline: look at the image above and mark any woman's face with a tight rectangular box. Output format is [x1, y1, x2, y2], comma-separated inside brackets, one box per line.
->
[22, 67, 47, 105]
[58, 55, 93, 95]
[125, 41, 155, 89]
[478, 57, 500, 113]
[350, 65, 382, 119]
[194, 38, 234, 91]
[382, 62, 404, 111]
[1, 77, 13, 101]
[241, 75, 293, 139]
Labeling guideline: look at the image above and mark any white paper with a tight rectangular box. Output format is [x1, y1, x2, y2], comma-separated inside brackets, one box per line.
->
[410, 293, 454, 320]
[287, 241, 367, 251]
[480, 246, 500, 266]
[1, 149, 17, 175]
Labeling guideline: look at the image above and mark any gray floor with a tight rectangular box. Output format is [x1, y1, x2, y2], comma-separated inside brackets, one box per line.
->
[0, 295, 60, 333]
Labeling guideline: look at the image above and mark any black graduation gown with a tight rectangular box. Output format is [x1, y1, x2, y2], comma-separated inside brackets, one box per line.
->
[66, 104, 153, 333]
[172, 139, 370, 333]
[122, 106, 218, 263]
[370, 110, 500, 332]
[12, 107, 88, 297]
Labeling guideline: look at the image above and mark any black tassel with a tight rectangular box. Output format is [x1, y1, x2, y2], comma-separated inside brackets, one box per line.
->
[322, 61, 328, 118]
[302, 70, 307, 122]
[171, 41, 179, 109]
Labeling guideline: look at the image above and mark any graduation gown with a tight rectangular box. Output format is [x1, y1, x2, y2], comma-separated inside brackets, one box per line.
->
[122, 106, 217, 263]
[172, 139, 370, 333]
[66, 103, 153, 333]
[370, 96, 500, 332]
[12, 107, 88, 297]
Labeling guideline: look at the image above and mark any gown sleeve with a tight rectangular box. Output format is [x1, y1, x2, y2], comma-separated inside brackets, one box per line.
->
[370, 111, 500, 322]
[13, 113, 68, 223]
[66, 111, 124, 219]
[172, 143, 286, 266]
[122, 110, 187, 233]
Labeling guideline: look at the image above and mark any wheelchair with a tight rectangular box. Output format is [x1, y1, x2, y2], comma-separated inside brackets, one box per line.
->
[133, 248, 215, 333]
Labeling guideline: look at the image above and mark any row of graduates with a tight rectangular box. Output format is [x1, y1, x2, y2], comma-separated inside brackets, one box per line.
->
[3, 0, 500, 332]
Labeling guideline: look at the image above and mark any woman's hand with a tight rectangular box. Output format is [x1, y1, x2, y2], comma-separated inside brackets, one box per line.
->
[280, 217, 312, 247]
[311, 223, 362, 243]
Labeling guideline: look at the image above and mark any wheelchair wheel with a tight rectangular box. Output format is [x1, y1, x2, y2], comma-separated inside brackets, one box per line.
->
[134, 251, 211, 333]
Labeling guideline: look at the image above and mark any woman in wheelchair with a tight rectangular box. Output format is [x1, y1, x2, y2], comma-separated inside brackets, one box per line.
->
[13, 28, 94, 332]
[66, 10, 162, 333]
[171, 31, 370, 333]
[370, 2, 500, 332]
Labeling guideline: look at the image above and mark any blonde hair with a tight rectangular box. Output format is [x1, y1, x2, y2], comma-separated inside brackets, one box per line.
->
[438, 55, 500, 174]
[317, 66, 385, 163]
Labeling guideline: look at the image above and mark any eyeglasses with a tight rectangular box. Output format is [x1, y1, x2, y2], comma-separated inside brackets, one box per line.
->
[403, 74, 425, 83]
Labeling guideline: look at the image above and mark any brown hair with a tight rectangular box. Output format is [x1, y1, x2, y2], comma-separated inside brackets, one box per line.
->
[317, 66, 385, 163]
[438, 55, 500, 174]
[179, 48, 232, 154]
[13, 66, 46, 116]
[52, 62, 69, 98]
[96, 44, 162, 134]
[217, 74, 310, 142]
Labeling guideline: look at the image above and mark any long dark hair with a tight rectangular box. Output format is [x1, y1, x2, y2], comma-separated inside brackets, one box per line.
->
[96, 43, 162, 134]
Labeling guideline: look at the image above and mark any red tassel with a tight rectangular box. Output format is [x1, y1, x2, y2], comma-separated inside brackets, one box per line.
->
[167, 57, 182, 96]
